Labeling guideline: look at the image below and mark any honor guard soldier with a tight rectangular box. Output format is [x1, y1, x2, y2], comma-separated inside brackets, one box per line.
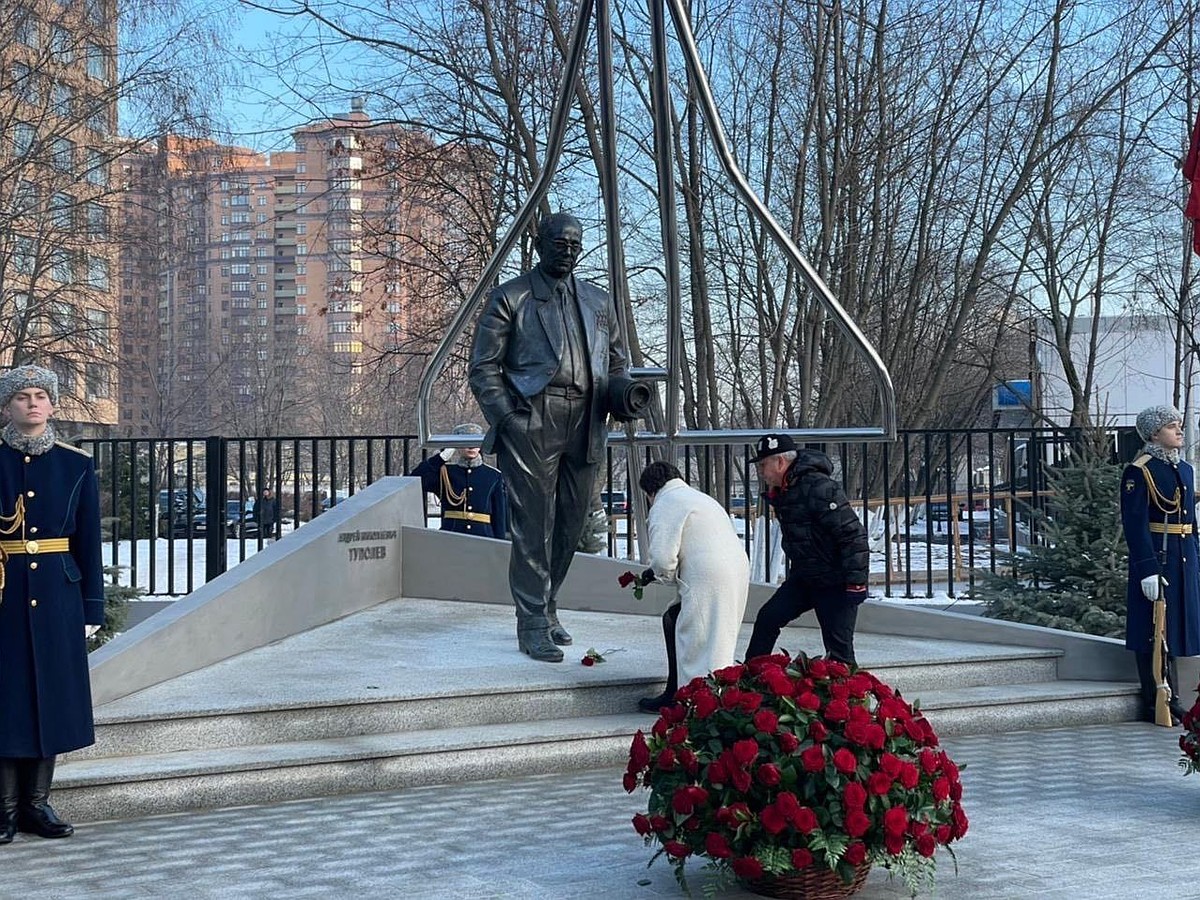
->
[0, 365, 104, 843]
[1120, 405, 1200, 724]
[410, 423, 509, 539]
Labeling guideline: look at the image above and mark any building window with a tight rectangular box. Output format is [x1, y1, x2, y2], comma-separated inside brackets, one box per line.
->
[296, 243, 307, 255]
[87, 202, 108, 236]
[257, 282, 267, 292]
[257, 213, 268, 223]
[296, 183, 308, 193]
[257, 195, 268, 206]
[231, 263, 250, 275]
[50, 26, 73, 64]
[296, 223, 307, 235]
[12, 63, 35, 103]
[86, 44, 107, 81]
[85, 149, 108, 185]
[87, 108, 109, 135]
[296, 285, 307, 295]
[12, 122, 35, 157]
[86, 306, 110, 342]
[52, 138, 74, 172]
[51, 250, 73, 283]
[86, 364, 110, 399]
[50, 192, 73, 230]
[52, 82, 73, 117]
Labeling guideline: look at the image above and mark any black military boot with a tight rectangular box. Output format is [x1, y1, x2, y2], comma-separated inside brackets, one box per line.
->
[639, 605, 680, 713]
[518, 627, 564, 663]
[1168, 657, 1187, 722]
[17, 757, 73, 839]
[0, 759, 18, 844]
[548, 617, 573, 647]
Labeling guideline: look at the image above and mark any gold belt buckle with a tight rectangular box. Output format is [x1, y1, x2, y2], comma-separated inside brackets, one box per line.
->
[25, 539, 38, 554]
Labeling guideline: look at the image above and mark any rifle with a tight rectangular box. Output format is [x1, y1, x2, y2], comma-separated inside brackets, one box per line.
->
[1152, 589, 1173, 727]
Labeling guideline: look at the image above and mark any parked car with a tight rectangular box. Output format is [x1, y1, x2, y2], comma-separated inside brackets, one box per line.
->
[600, 490, 628, 514]
[192, 500, 258, 538]
[157, 488, 205, 538]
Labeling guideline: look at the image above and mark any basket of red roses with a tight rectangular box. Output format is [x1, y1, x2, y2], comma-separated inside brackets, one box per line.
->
[624, 652, 967, 898]
[1179, 689, 1200, 775]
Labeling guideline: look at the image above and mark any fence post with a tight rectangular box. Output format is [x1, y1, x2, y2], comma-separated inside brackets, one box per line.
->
[205, 436, 227, 582]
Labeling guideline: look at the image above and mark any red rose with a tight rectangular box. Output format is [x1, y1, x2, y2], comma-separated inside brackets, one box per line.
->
[939, 754, 960, 781]
[779, 732, 800, 753]
[618, 571, 637, 588]
[662, 702, 688, 725]
[916, 833, 937, 858]
[707, 757, 729, 785]
[883, 805, 908, 837]
[832, 748, 858, 775]
[932, 778, 950, 803]
[622, 772, 637, 792]
[863, 724, 887, 750]
[668, 725, 689, 745]
[885, 832, 905, 855]
[715, 802, 750, 827]
[792, 806, 818, 833]
[797, 691, 821, 711]
[687, 785, 709, 805]
[847, 704, 871, 725]
[760, 804, 788, 835]
[757, 763, 782, 786]
[754, 710, 779, 734]
[826, 660, 849, 678]
[844, 721, 871, 747]
[683, 815, 702, 831]
[867, 771, 893, 795]
[738, 691, 764, 713]
[649, 814, 671, 832]
[721, 688, 744, 710]
[632, 813, 653, 835]
[629, 731, 651, 770]
[732, 738, 760, 767]
[846, 674, 873, 698]
[951, 803, 969, 838]
[843, 842, 867, 866]
[935, 824, 952, 844]
[909, 821, 928, 838]
[801, 744, 826, 772]
[880, 752, 902, 779]
[704, 832, 733, 858]
[663, 840, 692, 859]
[581, 656, 595, 666]
[691, 688, 719, 719]
[714, 664, 746, 684]
[731, 768, 752, 792]
[775, 791, 799, 816]
[791, 848, 813, 869]
[808, 659, 829, 678]
[920, 749, 939, 775]
[656, 748, 676, 771]
[731, 856, 764, 880]
[824, 699, 851, 722]
[830, 681, 850, 701]
[808, 720, 829, 742]
[651, 717, 668, 738]
[844, 809, 871, 838]
[949, 780, 963, 801]
[672, 788, 695, 815]
[759, 667, 795, 696]
[843, 780, 867, 809]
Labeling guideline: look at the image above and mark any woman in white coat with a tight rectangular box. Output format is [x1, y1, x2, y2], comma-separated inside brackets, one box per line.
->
[637, 461, 751, 712]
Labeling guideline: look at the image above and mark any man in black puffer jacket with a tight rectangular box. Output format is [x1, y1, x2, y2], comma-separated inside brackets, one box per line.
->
[744, 433, 870, 664]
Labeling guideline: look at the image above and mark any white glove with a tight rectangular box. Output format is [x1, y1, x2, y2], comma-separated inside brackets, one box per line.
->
[85, 624, 101, 639]
[1141, 575, 1164, 602]
[439, 448, 456, 462]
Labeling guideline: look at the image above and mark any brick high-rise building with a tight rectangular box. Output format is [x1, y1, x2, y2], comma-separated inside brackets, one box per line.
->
[120, 101, 491, 436]
[1, 0, 120, 434]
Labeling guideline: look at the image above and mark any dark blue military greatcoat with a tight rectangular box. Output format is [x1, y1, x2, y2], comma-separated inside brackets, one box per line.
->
[410, 455, 509, 539]
[0, 440, 104, 757]
[1120, 453, 1200, 658]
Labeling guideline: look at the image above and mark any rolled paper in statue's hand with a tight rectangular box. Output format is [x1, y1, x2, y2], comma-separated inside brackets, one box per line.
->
[607, 374, 652, 422]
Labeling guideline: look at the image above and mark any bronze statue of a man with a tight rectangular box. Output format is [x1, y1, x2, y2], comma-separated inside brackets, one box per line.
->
[469, 212, 637, 662]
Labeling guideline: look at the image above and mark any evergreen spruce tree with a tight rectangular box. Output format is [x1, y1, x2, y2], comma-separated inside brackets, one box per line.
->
[974, 430, 1129, 637]
[87, 565, 139, 652]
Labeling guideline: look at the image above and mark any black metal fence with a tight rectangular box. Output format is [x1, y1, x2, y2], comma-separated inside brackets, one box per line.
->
[80, 426, 1130, 599]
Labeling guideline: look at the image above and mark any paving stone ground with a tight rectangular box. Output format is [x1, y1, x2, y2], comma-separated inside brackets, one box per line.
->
[3, 722, 1197, 899]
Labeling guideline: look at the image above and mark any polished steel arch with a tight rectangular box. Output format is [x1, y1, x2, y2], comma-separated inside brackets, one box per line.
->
[416, 0, 897, 457]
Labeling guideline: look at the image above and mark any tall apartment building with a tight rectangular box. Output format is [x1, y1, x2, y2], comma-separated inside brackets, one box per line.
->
[1, 0, 119, 434]
[120, 101, 490, 436]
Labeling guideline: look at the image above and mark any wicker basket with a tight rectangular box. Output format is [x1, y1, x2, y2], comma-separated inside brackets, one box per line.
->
[747, 862, 872, 900]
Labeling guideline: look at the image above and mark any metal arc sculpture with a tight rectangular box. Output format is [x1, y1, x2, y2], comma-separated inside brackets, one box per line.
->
[416, 0, 897, 456]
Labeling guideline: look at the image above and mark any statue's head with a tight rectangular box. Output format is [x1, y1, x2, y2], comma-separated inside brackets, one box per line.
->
[535, 212, 583, 279]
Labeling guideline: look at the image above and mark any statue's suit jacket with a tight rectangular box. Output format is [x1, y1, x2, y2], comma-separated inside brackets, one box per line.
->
[470, 268, 628, 465]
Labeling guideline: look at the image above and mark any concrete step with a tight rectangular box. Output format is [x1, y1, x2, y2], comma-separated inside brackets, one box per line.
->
[70, 651, 1062, 762]
[57, 679, 1140, 824]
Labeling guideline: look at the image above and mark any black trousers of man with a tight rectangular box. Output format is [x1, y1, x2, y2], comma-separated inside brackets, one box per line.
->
[746, 577, 858, 664]
[496, 387, 597, 634]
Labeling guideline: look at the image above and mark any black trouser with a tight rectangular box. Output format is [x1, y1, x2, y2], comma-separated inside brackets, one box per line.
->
[661, 603, 681, 695]
[496, 389, 597, 631]
[1135, 651, 1182, 715]
[746, 578, 858, 664]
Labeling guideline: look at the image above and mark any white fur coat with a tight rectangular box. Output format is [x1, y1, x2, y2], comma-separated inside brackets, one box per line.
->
[647, 479, 750, 685]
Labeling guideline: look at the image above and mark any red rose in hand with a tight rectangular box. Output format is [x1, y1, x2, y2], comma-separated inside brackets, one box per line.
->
[632, 813, 653, 835]
[801, 744, 826, 772]
[791, 848, 813, 869]
[753, 709, 779, 734]
[843, 780, 867, 809]
[618, 571, 637, 588]
[779, 731, 800, 753]
[833, 748, 859, 775]
[757, 763, 782, 786]
[844, 809, 871, 838]
[731, 856, 764, 880]
[663, 840, 692, 859]
[844, 842, 867, 866]
[704, 832, 733, 858]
